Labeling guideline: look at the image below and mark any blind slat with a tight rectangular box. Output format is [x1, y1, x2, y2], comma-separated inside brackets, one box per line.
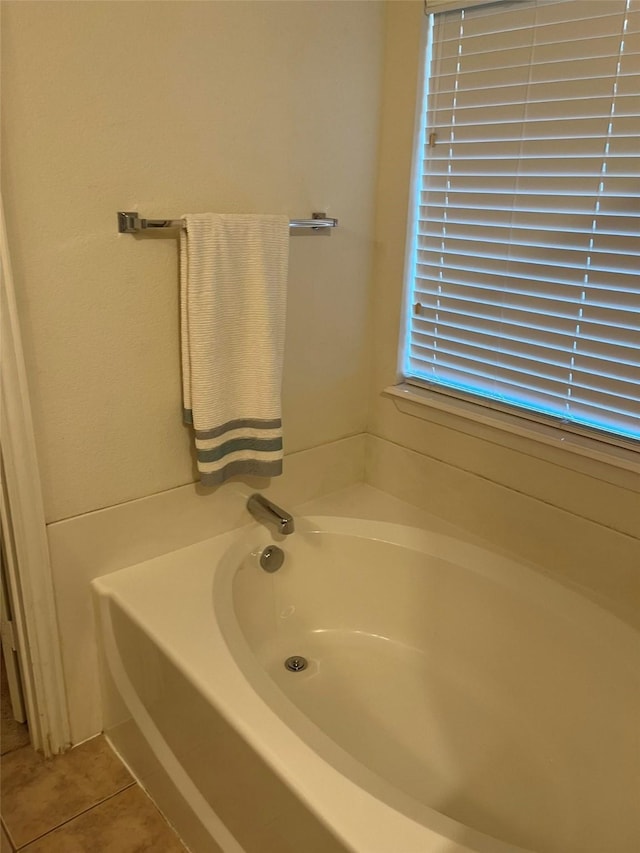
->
[411, 327, 640, 377]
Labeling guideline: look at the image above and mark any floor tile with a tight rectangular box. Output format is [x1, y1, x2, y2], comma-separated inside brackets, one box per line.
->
[0, 822, 13, 853]
[20, 785, 187, 852]
[0, 736, 133, 848]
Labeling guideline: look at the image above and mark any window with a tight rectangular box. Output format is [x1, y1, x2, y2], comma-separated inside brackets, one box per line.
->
[402, 0, 640, 451]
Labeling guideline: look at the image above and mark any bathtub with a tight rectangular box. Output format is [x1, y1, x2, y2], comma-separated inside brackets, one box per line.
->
[92, 502, 640, 853]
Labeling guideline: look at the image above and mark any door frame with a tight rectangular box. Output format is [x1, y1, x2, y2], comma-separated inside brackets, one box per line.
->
[1, 201, 71, 756]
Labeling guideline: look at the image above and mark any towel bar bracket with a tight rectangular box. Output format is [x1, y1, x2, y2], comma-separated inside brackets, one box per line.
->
[117, 211, 338, 236]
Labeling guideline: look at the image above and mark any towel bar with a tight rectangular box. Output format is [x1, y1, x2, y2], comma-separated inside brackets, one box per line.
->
[117, 211, 338, 236]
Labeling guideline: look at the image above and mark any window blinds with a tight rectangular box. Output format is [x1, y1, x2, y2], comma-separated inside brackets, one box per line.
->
[405, 0, 640, 445]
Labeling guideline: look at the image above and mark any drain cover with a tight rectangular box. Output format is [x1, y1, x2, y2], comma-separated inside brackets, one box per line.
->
[284, 655, 308, 672]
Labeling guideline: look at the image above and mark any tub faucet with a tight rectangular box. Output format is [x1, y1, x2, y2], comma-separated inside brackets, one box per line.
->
[247, 493, 295, 535]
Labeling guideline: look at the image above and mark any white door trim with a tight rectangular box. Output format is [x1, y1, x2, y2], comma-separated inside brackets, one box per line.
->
[0, 200, 71, 756]
[1, 543, 28, 723]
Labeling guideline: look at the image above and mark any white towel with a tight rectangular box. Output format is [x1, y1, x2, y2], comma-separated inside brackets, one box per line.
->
[180, 213, 290, 485]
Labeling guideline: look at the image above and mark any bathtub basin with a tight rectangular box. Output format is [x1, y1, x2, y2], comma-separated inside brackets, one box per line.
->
[93, 511, 640, 853]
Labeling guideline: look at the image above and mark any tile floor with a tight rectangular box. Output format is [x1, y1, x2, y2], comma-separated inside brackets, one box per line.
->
[1, 655, 187, 852]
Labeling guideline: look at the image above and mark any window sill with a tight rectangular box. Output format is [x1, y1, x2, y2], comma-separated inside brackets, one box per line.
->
[384, 383, 640, 485]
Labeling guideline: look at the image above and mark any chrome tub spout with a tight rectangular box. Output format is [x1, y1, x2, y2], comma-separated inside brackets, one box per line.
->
[247, 493, 295, 535]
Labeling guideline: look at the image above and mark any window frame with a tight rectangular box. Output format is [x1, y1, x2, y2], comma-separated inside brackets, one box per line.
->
[393, 0, 640, 473]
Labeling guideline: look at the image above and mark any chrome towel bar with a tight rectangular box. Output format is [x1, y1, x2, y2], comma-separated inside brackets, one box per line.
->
[117, 211, 338, 236]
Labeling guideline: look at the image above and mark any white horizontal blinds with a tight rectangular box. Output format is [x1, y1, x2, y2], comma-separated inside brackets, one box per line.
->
[408, 0, 640, 442]
[569, 3, 640, 432]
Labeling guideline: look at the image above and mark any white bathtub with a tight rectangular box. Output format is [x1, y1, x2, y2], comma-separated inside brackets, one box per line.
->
[93, 504, 640, 853]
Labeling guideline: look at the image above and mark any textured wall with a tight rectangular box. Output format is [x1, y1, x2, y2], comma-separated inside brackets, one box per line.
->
[1, 0, 384, 522]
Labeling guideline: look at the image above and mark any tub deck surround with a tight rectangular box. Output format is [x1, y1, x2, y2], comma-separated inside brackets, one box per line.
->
[47, 434, 367, 745]
[92, 490, 640, 853]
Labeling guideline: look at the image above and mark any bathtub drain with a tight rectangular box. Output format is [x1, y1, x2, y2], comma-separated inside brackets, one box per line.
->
[284, 656, 308, 672]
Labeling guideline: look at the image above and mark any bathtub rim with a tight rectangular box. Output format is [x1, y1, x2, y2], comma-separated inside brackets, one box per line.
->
[93, 514, 640, 853]
[214, 516, 640, 851]
[93, 522, 483, 853]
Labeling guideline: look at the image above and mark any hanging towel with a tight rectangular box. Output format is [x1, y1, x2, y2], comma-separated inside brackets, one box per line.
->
[180, 213, 290, 485]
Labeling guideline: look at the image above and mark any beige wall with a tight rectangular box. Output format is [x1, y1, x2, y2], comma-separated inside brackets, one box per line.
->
[1, 0, 384, 522]
[369, 2, 639, 614]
